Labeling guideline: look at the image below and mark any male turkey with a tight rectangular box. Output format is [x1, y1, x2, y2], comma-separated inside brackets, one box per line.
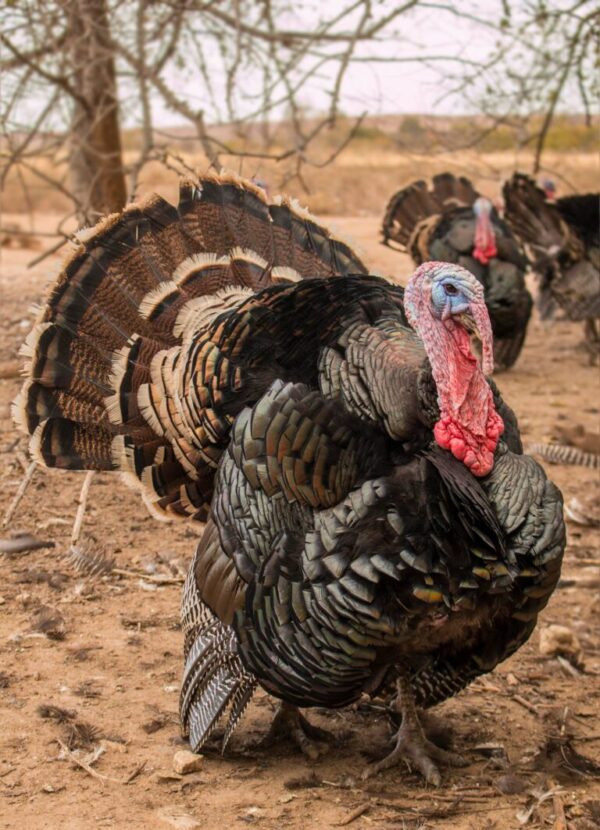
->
[15, 173, 565, 785]
[503, 173, 600, 359]
[382, 173, 533, 372]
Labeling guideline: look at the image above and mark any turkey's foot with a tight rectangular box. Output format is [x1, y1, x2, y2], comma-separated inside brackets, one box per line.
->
[388, 705, 454, 751]
[260, 702, 332, 760]
[362, 721, 467, 785]
[363, 672, 468, 785]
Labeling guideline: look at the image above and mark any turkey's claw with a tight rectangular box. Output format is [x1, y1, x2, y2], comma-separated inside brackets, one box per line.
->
[363, 671, 468, 785]
[260, 702, 332, 760]
[363, 723, 468, 786]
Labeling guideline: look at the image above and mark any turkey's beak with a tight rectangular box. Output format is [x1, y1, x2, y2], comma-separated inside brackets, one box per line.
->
[457, 310, 483, 363]
[457, 301, 495, 374]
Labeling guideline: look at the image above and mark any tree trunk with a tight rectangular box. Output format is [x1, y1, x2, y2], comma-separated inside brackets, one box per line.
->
[66, 0, 127, 223]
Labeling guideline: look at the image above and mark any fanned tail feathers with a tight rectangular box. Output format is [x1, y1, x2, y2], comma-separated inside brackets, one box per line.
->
[555, 193, 600, 249]
[430, 172, 479, 207]
[503, 174, 600, 322]
[381, 173, 479, 261]
[381, 180, 438, 253]
[14, 172, 367, 522]
[502, 173, 578, 258]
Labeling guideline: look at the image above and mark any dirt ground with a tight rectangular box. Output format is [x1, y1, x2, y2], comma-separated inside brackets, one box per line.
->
[0, 217, 599, 830]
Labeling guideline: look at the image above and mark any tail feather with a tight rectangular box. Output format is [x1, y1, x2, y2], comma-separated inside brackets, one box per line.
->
[381, 173, 479, 255]
[547, 259, 600, 321]
[528, 442, 600, 469]
[503, 174, 600, 323]
[537, 280, 559, 321]
[178, 176, 274, 263]
[15, 172, 367, 522]
[502, 173, 578, 258]
[555, 193, 600, 249]
[221, 682, 257, 749]
[431, 173, 478, 208]
[180, 544, 257, 751]
[381, 180, 439, 251]
[186, 670, 240, 751]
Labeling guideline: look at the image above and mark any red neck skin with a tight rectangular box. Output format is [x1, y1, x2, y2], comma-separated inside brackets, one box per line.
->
[405, 282, 504, 476]
[473, 211, 497, 265]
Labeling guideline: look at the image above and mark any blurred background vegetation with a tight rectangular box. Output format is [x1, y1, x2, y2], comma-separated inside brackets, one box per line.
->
[1, 1, 597, 239]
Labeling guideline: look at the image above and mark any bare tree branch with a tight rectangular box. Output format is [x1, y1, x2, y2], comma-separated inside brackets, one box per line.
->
[2, 0, 595, 261]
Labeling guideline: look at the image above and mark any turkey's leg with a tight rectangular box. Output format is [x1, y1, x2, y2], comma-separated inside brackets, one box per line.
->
[363, 672, 468, 786]
[583, 319, 599, 365]
[260, 701, 332, 760]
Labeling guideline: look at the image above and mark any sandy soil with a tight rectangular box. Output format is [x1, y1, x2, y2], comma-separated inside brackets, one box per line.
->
[0, 220, 599, 830]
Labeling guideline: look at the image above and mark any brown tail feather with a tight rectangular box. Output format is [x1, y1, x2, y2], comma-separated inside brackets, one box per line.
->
[381, 180, 439, 251]
[502, 173, 578, 257]
[381, 173, 479, 256]
[431, 173, 479, 207]
[15, 172, 367, 522]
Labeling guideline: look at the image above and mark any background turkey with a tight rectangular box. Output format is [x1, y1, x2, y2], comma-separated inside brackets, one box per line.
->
[15, 173, 565, 786]
[502, 172, 600, 360]
[381, 173, 533, 372]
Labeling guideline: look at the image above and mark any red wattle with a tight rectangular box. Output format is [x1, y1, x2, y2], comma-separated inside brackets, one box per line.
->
[434, 407, 503, 477]
[403, 262, 503, 478]
[474, 211, 497, 265]
[473, 240, 497, 265]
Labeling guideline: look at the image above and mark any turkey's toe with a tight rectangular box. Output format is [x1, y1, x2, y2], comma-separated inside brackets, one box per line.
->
[288, 725, 329, 761]
[297, 713, 335, 744]
[260, 702, 330, 760]
[424, 740, 468, 768]
[362, 740, 440, 786]
[362, 729, 466, 785]
[369, 671, 470, 784]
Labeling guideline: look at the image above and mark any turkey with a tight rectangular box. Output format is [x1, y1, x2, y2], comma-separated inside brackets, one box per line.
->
[503, 173, 600, 359]
[382, 173, 533, 372]
[15, 172, 565, 785]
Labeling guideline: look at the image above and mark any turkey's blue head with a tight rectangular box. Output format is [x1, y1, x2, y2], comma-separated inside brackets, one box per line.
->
[405, 262, 493, 374]
[404, 262, 503, 477]
[429, 268, 482, 321]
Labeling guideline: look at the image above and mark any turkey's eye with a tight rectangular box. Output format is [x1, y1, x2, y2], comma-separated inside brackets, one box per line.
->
[444, 283, 458, 296]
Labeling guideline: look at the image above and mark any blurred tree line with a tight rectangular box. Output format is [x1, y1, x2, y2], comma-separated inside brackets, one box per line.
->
[1, 0, 597, 242]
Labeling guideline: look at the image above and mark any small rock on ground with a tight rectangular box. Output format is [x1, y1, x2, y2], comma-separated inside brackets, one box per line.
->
[172, 749, 204, 775]
[156, 809, 201, 830]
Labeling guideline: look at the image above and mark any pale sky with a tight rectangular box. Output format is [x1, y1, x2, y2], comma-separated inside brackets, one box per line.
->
[5, 1, 589, 132]
[148, 2, 503, 127]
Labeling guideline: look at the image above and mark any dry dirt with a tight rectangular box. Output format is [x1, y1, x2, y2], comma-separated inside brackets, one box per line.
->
[0, 218, 599, 830]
